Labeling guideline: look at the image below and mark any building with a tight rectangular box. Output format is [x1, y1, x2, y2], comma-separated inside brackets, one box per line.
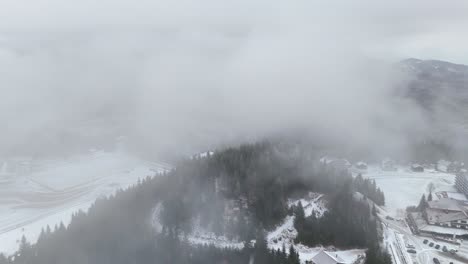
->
[448, 161, 465, 174]
[456, 173, 468, 196]
[425, 198, 468, 229]
[381, 159, 397, 171]
[436, 160, 451, 173]
[320, 157, 351, 173]
[310, 250, 346, 264]
[355, 161, 367, 170]
[411, 164, 424, 172]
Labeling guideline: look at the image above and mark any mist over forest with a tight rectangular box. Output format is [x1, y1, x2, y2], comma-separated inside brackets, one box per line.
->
[1, 1, 468, 160]
[2, 1, 468, 264]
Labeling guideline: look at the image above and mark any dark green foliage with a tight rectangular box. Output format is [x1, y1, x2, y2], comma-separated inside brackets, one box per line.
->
[294, 179, 381, 248]
[3, 141, 390, 264]
[353, 174, 385, 206]
[418, 194, 428, 210]
[427, 192, 433, 202]
[365, 244, 392, 264]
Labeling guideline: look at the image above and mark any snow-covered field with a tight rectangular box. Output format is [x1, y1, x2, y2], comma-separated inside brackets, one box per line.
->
[0, 150, 168, 254]
[360, 166, 457, 218]
[365, 163, 468, 264]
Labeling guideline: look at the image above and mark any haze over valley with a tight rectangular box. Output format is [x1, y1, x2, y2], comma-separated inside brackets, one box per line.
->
[1, 1, 468, 264]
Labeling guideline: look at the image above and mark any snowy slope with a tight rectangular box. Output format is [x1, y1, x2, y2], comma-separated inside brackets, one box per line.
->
[361, 165, 456, 218]
[0, 150, 168, 254]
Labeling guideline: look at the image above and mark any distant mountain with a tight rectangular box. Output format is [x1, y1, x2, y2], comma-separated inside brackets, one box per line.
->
[398, 58, 468, 157]
[400, 58, 468, 111]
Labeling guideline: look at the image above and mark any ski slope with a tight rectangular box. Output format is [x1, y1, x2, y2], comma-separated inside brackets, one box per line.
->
[0, 150, 169, 254]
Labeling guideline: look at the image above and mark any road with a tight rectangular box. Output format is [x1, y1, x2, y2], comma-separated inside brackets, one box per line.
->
[381, 217, 431, 264]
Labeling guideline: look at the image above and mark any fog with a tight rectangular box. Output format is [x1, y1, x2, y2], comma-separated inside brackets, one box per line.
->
[1, 0, 468, 159]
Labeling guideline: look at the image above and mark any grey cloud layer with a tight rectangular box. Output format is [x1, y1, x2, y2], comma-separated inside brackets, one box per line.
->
[0, 0, 467, 157]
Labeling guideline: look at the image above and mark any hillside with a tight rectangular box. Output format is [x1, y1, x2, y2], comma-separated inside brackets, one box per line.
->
[399, 58, 468, 155]
[0, 142, 391, 264]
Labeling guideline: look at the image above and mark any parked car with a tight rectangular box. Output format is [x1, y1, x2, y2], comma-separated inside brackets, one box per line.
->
[435, 244, 440, 249]
[433, 258, 440, 264]
[442, 246, 448, 252]
[429, 242, 434, 247]
[407, 249, 416, 254]
[423, 239, 428, 244]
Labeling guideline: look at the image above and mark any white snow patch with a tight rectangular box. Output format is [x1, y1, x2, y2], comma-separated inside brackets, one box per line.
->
[0, 150, 168, 255]
[361, 165, 456, 218]
[190, 151, 214, 160]
[295, 246, 365, 264]
[186, 233, 245, 249]
[151, 202, 163, 233]
[288, 193, 328, 218]
[186, 221, 245, 249]
[267, 193, 363, 264]
[267, 215, 297, 250]
[268, 193, 327, 251]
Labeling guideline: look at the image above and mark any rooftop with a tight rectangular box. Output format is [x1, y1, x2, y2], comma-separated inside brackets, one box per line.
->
[312, 250, 346, 264]
[428, 198, 465, 212]
[426, 208, 468, 223]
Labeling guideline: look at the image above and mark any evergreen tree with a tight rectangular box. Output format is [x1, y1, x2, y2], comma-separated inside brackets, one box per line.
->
[418, 194, 427, 210]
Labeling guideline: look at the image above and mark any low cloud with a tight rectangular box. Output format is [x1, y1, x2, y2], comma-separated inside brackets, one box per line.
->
[0, 0, 467, 158]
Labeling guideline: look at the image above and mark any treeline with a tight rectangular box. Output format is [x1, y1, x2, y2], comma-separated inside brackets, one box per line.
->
[0, 174, 299, 264]
[291, 171, 390, 264]
[353, 174, 385, 206]
[159, 141, 391, 263]
[1, 175, 161, 264]
[0, 141, 391, 264]
[294, 179, 379, 248]
[159, 141, 355, 239]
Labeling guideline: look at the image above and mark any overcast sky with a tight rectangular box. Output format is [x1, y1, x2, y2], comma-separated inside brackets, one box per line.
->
[2, 0, 468, 63]
[0, 0, 468, 158]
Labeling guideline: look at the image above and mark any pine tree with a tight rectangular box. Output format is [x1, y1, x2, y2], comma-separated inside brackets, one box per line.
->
[372, 204, 378, 216]
[418, 194, 427, 210]
[294, 202, 306, 231]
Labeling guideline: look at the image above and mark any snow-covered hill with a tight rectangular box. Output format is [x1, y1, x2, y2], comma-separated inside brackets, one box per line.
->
[0, 150, 169, 254]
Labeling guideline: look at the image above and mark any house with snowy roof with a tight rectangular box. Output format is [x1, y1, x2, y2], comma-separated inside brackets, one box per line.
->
[425, 198, 468, 229]
[310, 250, 346, 264]
[411, 163, 424, 172]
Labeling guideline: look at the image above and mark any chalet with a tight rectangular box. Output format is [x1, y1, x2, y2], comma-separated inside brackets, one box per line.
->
[329, 159, 351, 172]
[381, 159, 397, 171]
[310, 250, 346, 264]
[425, 198, 468, 229]
[448, 161, 465, 174]
[436, 160, 451, 173]
[355, 161, 367, 170]
[411, 164, 424, 172]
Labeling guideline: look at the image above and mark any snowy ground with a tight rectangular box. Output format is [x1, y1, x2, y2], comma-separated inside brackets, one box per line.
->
[365, 164, 467, 264]
[360, 165, 457, 218]
[0, 150, 168, 254]
[187, 232, 245, 250]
